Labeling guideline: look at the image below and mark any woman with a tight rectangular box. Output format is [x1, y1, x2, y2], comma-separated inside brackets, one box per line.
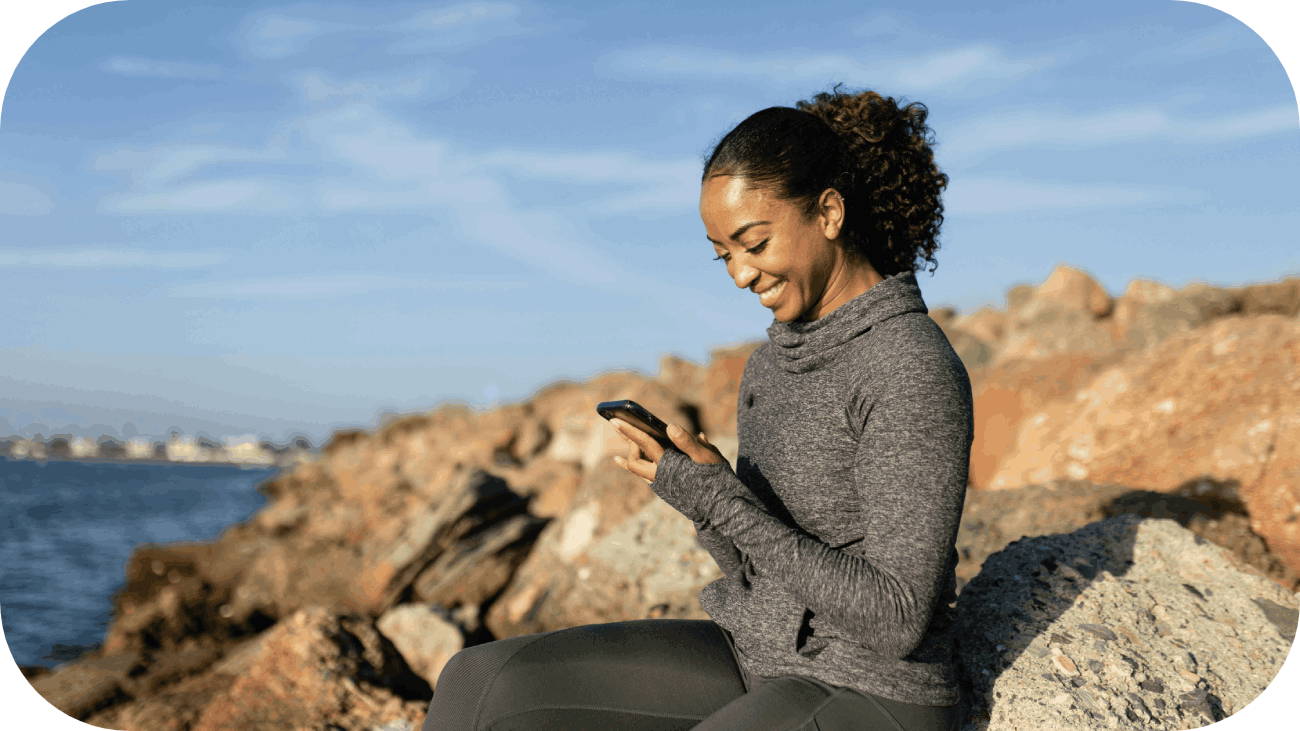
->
[423, 86, 972, 731]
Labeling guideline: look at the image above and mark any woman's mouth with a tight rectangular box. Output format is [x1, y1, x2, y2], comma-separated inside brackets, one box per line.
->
[757, 280, 785, 307]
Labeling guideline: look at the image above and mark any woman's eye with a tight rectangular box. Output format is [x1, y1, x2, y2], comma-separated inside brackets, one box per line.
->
[713, 239, 767, 263]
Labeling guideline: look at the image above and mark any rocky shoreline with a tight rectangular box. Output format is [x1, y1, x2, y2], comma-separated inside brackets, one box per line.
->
[19, 266, 1300, 730]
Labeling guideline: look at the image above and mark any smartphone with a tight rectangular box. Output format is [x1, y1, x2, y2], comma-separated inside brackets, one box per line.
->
[596, 399, 676, 451]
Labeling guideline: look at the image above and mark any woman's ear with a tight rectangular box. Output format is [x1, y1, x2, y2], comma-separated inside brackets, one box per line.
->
[820, 188, 845, 240]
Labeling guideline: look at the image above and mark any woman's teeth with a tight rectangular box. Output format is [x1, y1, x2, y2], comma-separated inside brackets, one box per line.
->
[758, 280, 785, 306]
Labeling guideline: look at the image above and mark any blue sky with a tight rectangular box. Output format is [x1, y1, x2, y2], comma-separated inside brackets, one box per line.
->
[0, 0, 1297, 446]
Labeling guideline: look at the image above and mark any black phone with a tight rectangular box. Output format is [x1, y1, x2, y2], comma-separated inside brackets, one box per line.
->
[596, 400, 676, 451]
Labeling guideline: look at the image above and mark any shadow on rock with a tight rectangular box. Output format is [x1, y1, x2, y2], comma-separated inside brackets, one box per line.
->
[954, 514, 1298, 731]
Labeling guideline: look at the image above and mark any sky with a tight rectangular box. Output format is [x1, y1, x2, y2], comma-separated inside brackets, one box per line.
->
[0, 0, 1296, 449]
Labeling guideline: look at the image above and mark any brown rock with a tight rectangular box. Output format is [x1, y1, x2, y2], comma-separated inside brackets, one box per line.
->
[968, 352, 1125, 489]
[191, 607, 431, 731]
[485, 487, 722, 640]
[87, 671, 239, 731]
[656, 353, 707, 396]
[1005, 283, 1035, 312]
[953, 306, 1008, 348]
[1239, 275, 1300, 317]
[28, 650, 140, 721]
[929, 306, 959, 329]
[356, 466, 529, 614]
[409, 512, 548, 608]
[496, 456, 582, 518]
[1109, 278, 1207, 352]
[999, 299, 1118, 363]
[1248, 402, 1300, 577]
[987, 315, 1300, 573]
[944, 328, 997, 374]
[1034, 264, 1112, 318]
[376, 604, 464, 689]
[696, 341, 763, 437]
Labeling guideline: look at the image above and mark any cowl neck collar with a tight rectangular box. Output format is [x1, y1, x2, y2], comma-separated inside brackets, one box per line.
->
[766, 271, 928, 374]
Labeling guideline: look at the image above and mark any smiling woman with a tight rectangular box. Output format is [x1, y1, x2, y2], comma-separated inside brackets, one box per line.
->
[700, 90, 948, 326]
[422, 85, 972, 731]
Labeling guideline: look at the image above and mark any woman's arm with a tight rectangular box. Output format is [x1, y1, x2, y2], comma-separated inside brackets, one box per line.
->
[693, 517, 747, 578]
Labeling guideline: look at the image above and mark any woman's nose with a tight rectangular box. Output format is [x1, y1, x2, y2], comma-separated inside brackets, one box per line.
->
[733, 265, 759, 289]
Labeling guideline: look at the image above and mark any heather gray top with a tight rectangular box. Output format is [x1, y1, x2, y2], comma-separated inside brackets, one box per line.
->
[655, 270, 973, 706]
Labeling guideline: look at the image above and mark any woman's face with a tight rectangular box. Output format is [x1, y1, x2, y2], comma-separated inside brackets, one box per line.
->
[700, 175, 870, 323]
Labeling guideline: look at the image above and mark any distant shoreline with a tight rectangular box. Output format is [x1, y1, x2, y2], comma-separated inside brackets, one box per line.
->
[0, 455, 288, 469]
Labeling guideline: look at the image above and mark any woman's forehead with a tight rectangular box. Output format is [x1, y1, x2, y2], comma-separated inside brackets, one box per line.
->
[701, 176, 778, 213]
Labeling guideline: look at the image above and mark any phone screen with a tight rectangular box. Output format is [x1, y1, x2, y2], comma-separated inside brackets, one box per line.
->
[596, 399, 675, 450]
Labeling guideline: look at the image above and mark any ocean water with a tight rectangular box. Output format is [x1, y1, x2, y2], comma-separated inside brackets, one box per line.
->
[0, 457, 277, 669]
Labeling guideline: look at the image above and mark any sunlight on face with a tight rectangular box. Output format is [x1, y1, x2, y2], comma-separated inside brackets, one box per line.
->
[699, 175, 876, 323]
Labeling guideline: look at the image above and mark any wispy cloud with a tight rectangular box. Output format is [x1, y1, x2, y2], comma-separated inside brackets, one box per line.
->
[100, 56, 222, 79]
[95, 100, 703, 216]
[942, 104, 1298, 162]
[0, 180, 55, 216]
[242, 2, 533, 60]
[101, 180, 304, 213]
[598, 43, 1055, 95]
[93, 144, 289, 185]
[291, 70, 435, 102]
[943, 176, 1207, 216]
[0, 249, 227, 268]
[167, 273, 527, 299]
[243, 15, 339, 60]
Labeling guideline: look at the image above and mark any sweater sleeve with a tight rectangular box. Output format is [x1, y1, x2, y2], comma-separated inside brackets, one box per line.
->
[693, 518, 746, 578]
[655, 347, 971, 660]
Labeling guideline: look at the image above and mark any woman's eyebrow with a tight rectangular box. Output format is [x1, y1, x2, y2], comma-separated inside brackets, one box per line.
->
[706, 220, 772, 245]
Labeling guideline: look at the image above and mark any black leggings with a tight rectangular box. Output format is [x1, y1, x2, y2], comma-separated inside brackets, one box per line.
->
[421, 619, 962, 731]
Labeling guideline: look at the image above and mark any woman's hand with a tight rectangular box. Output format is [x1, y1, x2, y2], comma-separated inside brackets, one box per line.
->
[609, 419, 727, 485]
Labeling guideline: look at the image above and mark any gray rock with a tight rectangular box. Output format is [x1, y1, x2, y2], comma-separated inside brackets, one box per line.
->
[955, 515, 1298, 730]
[375, 603, 465, 689]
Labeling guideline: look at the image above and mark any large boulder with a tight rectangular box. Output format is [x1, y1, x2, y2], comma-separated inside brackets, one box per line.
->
[956, 515, 1298, 731]
[189, 606, 431, 731]
[986, 315, 1300, 575]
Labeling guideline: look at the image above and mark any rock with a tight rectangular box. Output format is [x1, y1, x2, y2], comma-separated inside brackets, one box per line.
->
[28, 651, 140, 720]
[656, 353, 707, 396]
[190, 607, 431, 731]
[958, 479, 1300, 596]
[484, 459, 721, 639]
[1109, 278, 1207, 353]
[986, 315, 1300, 575]
[955, 515, 1299, 731]
[1238, 276, 1300, 317]
[953, 306, 1008, 350]
[929, 306, 959, 329]
[409, 511, 548, 609]
[695, 341, 764, 437]
[376, 604, 465, 689]
[356, 466, 531, 614]
[945, 328, 998, 374]
[85, 671, 240, 731]
[1034, 264, 1113, 318]
[999, 299, 1118, 364]
[968, 352, 1125, 489]
[495, 455, 582, 518]
[1006, 283, 1036, 313]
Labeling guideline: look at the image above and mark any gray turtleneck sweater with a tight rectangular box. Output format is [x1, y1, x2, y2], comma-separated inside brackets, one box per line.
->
[655, 271, 972, 707]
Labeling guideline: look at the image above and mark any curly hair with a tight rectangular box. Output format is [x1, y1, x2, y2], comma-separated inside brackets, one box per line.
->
[702, 85, 947, 276]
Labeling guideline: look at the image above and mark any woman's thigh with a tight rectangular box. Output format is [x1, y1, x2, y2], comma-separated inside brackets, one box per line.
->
[692, 676, 962, 731]
[422, 619, 747, 731]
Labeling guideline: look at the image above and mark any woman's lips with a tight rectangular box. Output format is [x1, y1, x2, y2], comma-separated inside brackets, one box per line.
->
[757, 280, 785, 307]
